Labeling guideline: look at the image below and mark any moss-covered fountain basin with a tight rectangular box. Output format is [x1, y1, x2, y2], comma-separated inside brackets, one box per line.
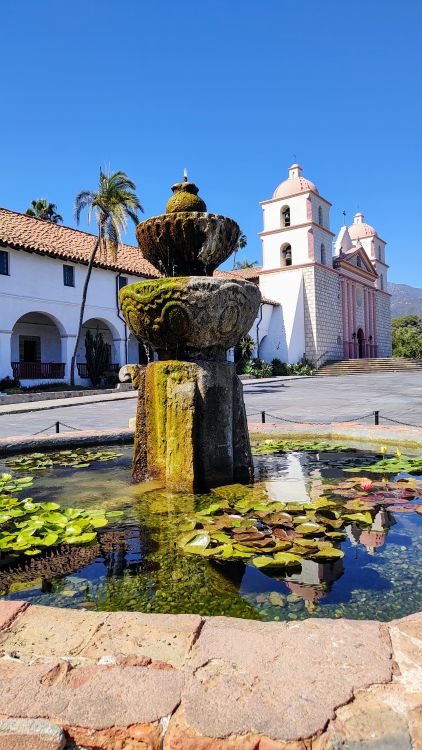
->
[0, 440, 421, 623]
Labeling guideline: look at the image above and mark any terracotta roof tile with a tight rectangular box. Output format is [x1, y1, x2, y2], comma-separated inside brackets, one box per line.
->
[0, 207, 159, 278]
[213, 269, 279, 305]
[214, 267, 262, 281]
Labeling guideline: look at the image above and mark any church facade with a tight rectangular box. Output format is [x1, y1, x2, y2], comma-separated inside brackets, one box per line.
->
[246, 164, 391, 366]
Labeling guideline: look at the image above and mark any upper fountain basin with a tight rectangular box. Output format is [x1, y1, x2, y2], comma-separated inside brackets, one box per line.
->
[119, 276, 261, 360]
[136, 212, 240, 276]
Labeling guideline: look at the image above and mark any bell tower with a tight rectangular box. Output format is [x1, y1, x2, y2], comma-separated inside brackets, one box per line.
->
[259, 164, 335, 270]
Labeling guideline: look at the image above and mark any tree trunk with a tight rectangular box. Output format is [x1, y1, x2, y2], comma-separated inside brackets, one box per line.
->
[70, 233, 101, 386]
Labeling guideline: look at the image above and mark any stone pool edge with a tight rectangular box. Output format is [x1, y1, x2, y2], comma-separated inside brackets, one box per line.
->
[0, 600, 420, 749]
[0, 420, 421, 457]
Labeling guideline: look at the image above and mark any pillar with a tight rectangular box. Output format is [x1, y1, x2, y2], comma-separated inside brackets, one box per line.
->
[0, 331, 12, 380]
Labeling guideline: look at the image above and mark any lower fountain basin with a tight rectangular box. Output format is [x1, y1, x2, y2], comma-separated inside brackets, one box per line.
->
[119, 276, 261, 360]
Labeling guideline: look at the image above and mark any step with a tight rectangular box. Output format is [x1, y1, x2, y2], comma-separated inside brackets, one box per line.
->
[317, 358, 422, 376]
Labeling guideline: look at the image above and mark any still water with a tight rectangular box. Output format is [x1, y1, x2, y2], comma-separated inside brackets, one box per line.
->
[1, 445, 421, 621]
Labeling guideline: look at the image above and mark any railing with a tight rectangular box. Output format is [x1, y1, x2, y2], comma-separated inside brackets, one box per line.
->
[11, 362, 65, 379]
[77, 362, 119, 378]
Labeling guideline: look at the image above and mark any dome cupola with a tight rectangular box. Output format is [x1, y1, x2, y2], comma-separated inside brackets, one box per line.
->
[272, 164, 318, 199]
[348, 212, 377, 240]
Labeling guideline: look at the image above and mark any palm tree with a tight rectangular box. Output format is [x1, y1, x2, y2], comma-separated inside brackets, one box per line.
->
[70, 168, 143, 386]
[233, 258, 258, 270]
[232, 232, 247, 269]
[26, 199, 63, 223]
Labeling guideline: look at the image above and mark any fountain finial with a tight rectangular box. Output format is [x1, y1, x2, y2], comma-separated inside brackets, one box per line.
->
[166, 174, 207, 213]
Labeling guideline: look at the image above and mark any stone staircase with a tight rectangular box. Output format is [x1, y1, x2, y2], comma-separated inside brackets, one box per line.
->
[317, 357, 422, 376]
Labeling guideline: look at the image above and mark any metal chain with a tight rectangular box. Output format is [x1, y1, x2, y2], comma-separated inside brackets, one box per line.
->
[378, 415, 422, 429]
[259, 411, 376, 426]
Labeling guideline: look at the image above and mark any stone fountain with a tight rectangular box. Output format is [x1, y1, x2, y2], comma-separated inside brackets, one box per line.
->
[119, 176, 261, 490]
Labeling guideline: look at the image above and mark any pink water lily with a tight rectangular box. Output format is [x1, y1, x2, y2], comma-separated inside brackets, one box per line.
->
[360, 479, 374, 492]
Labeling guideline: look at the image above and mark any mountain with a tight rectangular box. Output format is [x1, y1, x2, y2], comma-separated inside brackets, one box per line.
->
[388, 282, 422, 318]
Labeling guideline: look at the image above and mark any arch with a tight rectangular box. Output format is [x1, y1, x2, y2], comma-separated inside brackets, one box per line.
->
[318, 205, 323, 226]
[357, 328, 365, 359]
[280, 205, 290, 227]
[379, 274, 384, 291]
[11, 312, 65, 380]
[320, 243, 326, 265]
[280, 243, 292, 267]
[77, 317, 121, 379]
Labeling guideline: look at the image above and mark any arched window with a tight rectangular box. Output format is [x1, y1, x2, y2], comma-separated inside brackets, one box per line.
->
[378, 245, 382, 260]
[281, 206, 290, 227]
[318, 206, 323, 226]
[280, 244, 292, 267]
[380, 274, 384, 290]
[320, 243, 326, 265]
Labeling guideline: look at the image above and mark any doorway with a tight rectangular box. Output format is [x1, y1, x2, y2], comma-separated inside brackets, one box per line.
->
[357, 329, 365, 358]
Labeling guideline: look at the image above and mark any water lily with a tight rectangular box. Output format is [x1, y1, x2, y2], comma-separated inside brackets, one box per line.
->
[396, 448, 402, 457]
[1, 473, 12, 482]
[380, 446, 388, 455]
[360, 479, 374, 491]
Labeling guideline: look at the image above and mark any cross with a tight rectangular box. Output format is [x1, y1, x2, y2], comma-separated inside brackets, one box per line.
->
[342, 209, 346, 226]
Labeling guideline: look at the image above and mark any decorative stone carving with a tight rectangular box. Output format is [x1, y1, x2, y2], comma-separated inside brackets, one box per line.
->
[120, 276, 261, 361]
[136, 212, 240, 276]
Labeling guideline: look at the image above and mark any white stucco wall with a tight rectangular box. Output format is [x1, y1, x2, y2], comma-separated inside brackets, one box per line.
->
[0, 246, 146, 383]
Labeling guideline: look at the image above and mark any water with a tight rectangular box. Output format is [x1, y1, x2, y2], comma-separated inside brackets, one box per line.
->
[1, 444, 422, 621]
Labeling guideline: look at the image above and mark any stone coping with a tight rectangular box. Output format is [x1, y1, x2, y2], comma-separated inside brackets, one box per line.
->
[0, 600, 420, 749]
[0, 422, 421, 457]
[0, 383, 132, 407]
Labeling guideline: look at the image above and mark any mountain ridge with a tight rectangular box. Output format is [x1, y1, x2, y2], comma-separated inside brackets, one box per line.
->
[388, 282, 422, 318]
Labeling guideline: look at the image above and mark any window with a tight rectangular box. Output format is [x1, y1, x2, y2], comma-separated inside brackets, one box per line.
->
[280, 244, 292, 267]
[0, 250, 9, 275]
[380, 274, 384, 290]
[320, 243, 326, 265]
[281, 206, 290, 227]
[63, 264, 75, 287]
[356, 256, 362, 268]
[118, 276, 128, 290]
[378, 245, 382, 260]
[318, 206, 323, 226]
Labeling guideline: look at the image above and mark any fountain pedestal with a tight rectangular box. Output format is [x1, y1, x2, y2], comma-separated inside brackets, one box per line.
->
[131, 361, 252, 490]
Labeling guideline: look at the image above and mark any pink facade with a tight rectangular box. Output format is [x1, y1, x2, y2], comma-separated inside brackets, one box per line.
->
[341, 270, 379, 359]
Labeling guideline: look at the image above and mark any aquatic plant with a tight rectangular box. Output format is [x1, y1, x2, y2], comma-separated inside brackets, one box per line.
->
[346, 454, 422, 475]
[177, 475, 422, 569]
[252, 439, 347, 455]
[0, 472, 122, 557]
[6, 448, 123, 472]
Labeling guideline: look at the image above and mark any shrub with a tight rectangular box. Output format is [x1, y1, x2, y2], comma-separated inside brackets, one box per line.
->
[392, 316, 422, 358]
[271, 358, 289, 376]
[0, 376, 21, 391]
[85, 328, 110, 386]
[242, 358, 273, 378]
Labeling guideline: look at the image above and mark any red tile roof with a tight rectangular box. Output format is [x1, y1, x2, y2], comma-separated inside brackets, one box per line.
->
[0, 207, 159, 278]
[214, 269, 279, 305]
[214, 266, 262, 280]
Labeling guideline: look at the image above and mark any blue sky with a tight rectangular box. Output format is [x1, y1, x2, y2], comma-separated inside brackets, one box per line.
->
[1, 0, 421, 285]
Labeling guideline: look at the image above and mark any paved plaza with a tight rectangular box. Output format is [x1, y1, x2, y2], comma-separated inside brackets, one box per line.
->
[0, 371, 421, 438]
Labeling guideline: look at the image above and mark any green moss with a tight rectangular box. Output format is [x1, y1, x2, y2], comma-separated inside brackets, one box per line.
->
[166, 190, 206, 213]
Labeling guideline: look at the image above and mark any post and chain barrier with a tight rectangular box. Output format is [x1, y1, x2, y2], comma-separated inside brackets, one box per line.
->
[246, 410, 422, 429]
[32, 421, 82, 436]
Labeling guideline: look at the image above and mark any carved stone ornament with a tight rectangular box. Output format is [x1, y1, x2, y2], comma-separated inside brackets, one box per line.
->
[119, 276, 261, 361]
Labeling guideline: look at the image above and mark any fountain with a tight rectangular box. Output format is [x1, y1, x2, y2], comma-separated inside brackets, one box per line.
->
[119, 176, 261, 490]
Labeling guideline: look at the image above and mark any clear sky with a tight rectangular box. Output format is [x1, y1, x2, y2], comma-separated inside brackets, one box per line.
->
[1, 0, 421, 285]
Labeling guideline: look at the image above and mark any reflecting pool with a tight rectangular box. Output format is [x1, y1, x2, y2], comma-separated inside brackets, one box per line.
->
[1, 444, 421, 621]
